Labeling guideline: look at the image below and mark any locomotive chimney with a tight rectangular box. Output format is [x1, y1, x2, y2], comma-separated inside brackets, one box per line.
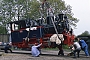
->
[58, 14, 64, 20]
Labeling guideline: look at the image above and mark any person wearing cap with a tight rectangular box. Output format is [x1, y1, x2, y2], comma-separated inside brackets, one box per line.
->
[78, 38, 90, 57]
[31, 43, 42, 57]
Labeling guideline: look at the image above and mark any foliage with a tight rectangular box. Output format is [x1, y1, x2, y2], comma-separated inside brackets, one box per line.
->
[0, 26, 7, 34]
[77, 31, 90, 42]
[77, 31, 90, 36]
[42, 45, 69, 51]
[42, 47, 58, 51]
[0, 0, 79, 34]
[62, 45, 69, 49]
[39, 0, 79, 27]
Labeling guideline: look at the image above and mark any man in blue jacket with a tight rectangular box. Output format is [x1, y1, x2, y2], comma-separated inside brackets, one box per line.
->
[78, 38, 89, 57]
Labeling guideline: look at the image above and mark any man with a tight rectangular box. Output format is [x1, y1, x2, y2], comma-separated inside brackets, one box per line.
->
[78, 38, 90, 57]
[4, 44, 12, 53]
[31, 43, 42, 57]
[57, 42, 64, 56]
[73, 40, 81, 58]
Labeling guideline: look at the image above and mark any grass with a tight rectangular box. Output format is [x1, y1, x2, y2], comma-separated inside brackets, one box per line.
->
[42, 47, 58, 51]
[42, 45, 70, 51]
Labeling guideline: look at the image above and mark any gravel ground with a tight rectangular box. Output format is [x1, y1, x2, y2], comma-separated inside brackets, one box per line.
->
[0, 50, 90, 60]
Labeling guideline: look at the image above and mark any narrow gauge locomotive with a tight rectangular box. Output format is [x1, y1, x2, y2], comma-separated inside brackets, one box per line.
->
[7, 13, 74, 49]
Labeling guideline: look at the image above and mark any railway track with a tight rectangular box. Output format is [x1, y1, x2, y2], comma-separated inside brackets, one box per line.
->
[0, 49, 90, 60]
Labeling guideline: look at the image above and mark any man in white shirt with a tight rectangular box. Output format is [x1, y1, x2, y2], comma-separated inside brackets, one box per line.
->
[31, 43, 42, 57]
[73, 40, 81, 58]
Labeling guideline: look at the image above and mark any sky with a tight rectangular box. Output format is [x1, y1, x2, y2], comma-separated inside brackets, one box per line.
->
[64, 0, 90, 36]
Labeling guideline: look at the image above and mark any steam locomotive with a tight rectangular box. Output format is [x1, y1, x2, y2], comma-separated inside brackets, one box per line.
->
[7, 13, 74, 49]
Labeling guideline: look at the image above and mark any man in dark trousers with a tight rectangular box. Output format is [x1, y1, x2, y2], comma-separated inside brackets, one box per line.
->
[73, 40, 81, 58]
[4, 44, 12, 53]
[57, 42, 64, 56]
[78, 38, 90, 57]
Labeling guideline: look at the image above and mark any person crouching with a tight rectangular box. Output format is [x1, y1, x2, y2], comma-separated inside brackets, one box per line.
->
[31, 43, 42, 57]
[73, 40, 81, 58]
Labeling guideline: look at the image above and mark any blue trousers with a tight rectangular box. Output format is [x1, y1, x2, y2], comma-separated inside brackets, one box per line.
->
[83, 46, 89, 56]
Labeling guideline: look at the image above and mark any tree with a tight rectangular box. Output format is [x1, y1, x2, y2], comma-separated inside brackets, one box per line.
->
[77, 31, 90, 42]
[0, 0, 79, 34]
[0, 0, 32, 34]
[78, 31, 90, 36]
[39, 0, 79, 27]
